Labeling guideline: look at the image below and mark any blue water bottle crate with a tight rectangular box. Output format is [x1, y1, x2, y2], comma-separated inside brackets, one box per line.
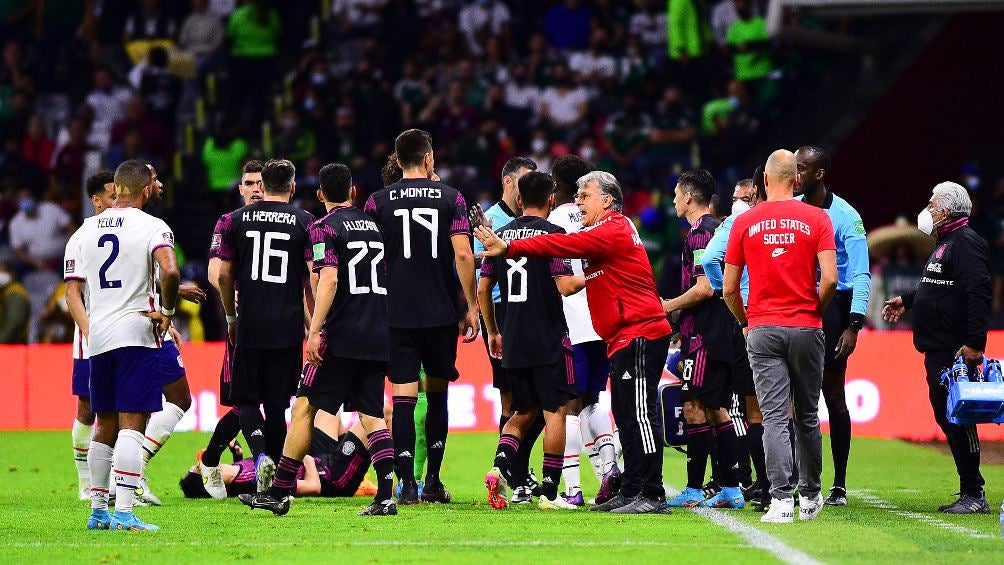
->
[944, 357, 1004, 425]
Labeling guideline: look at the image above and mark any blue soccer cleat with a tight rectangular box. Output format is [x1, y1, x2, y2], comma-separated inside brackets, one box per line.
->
[706, 486, 746, 509]
[87, 509, 111, 530]
[668, 487, 706, 508]
[110, 511, 160, 531]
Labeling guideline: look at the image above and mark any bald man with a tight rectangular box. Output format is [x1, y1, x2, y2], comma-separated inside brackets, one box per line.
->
[722, 150, 837, 524]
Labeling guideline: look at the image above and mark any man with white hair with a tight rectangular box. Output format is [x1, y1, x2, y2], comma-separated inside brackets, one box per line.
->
[476, 171, 672, 514]
[883, 181, 992, 514]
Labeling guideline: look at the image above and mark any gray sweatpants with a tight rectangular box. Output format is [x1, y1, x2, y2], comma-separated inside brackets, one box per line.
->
[746, 326, 825, 500]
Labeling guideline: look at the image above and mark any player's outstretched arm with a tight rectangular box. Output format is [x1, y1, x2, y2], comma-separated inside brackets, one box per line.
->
[662, 274, 714, 314]
[452, 234, 480, 343]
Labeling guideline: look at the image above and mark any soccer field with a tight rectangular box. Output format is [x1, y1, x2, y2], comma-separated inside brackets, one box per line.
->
[3, 432, 1004, 564]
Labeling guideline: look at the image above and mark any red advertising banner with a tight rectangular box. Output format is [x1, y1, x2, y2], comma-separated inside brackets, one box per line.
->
[1, 331, 1003, 441]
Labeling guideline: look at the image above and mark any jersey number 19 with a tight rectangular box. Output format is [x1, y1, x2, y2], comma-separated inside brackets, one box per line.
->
[393, 208, 439, 259]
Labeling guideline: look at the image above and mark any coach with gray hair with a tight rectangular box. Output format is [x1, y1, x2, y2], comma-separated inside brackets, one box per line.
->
[475, 171, 673, 514]
[882, 181, 992, 514]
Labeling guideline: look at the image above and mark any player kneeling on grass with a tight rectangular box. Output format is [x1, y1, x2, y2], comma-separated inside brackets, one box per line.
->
[182, 412, 377, 500]
[480, 171, 585, 510]
[239, 163, 397, 517]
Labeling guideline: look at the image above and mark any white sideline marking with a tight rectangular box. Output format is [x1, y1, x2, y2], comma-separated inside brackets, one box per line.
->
[7, 540, 747, 549]
[850, 490, 994, 539]
[667, 488, 825, 565]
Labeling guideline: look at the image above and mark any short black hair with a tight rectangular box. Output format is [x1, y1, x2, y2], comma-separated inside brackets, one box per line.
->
[502, 156, 537, 180]
[86, 170, 115, 198]
[753, 164, 767, 201]
[677, 169, 716, 206]
[319, 162, 352, 202]
[797, 146, 831, 172]
[261, 159, 295, 194]
[113, 159, 152, 195]
[551, 155, 592, 199]
[243, 160, 264, 174]
[179, 472, 210, 498]
[394, 129, 433, 169]
[517, 171, 555, 209]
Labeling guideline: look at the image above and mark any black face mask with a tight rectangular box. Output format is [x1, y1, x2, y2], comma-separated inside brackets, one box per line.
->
[179, 472, 211, 498]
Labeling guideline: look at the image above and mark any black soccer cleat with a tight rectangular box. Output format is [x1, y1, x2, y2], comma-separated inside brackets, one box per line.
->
[420, 481, 452, 504]
[941, 494, 992, 515]
[938, 492, 962, 512]
[589, 493, 632, 512]
[397, 481, 421, 505]
[742, 483, 763, 505]
[824, 486, 847, 506]
[527, 469, 542, 498]
[359, 499, 398, 516]
[238, 492, 291, 516]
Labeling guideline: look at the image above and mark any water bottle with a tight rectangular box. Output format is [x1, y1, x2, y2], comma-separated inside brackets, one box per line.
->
[952, 357, 969, 383]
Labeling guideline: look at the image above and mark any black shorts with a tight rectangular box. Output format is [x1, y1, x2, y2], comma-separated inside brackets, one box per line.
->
[507, 345, 576, 413]
[479, 302, 509, 391]
[227, 345, 302, 405]
[314, 431, 370, 497]
[823, 290, 853, 371]
[219, 341, 236, 407]
[681, 346, 732, 410]
[388, 325, 459, 385]
[297, 354, 387, 418]
[730, 325, 755, 397]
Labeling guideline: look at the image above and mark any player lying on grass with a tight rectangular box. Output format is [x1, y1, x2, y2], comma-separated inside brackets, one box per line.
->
[180, 411, 377, 500]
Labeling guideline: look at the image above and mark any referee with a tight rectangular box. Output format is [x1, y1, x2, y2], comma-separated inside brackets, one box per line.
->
[882, 182, 992, 515]
[794, 146, 871, 506]
[475, 171, 672, 514]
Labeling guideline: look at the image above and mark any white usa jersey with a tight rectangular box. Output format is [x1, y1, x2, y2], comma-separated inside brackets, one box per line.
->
[63, 207, 174, 356]
[72, 324, 89, 360]
[547, 203, 602, 345]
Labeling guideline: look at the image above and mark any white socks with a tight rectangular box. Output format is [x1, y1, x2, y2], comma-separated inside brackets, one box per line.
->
[142, 402, 187, 470]
[72, 420, 93, 491]
[113, 429, 145, 514]
[88, 441, 113, 511]
[562, 415, 582, 496]
[581, 403, 618, 475]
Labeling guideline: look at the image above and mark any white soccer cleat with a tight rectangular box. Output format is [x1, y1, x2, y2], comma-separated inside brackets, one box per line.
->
[799, 492, 824, 521]
[538, 495, 580, 510]
[200, 462, 228, 500]
[761, 497, 795, 523]
[136, 476, 162, 506]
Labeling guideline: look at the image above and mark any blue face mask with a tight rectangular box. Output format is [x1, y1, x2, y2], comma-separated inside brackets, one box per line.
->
[19, 197, 37, 214]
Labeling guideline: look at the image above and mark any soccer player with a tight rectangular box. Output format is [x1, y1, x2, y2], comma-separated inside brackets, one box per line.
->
[182, 413, 375, 500]
[662, 170, 745, 510]
[794, 147, 870, 506]
[239, 162, 398, 517]
[481, 171, 584, 510]
[702, 173, 769, 509]
[365, 129, 480, 504]
[476, 171, 672, 514]
[201, 160, 265, 499]
[64, 159, 180, 531]
[724, 149, 837, 523]
[216, 159, 314, 488]
[70, 170, 117, 500]
[547, 155, 620, 506]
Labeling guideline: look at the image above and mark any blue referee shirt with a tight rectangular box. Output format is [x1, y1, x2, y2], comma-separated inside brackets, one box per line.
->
[702, 208, 750, 305]
[803, 191, 871, 316]
[473, 200, 516, 303]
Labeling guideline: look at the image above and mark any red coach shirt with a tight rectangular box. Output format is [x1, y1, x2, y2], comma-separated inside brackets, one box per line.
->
[507, 211, 671, 356]
[724, 199, 835, 329]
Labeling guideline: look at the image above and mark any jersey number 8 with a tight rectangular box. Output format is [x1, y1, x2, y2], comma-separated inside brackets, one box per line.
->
[506, 258, 527, 303]
[245, 230, 289, 284]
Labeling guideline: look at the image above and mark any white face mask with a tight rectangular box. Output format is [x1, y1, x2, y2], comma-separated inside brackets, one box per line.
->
[731, 200, 751, 216]
[917, 208, 938, 235]
[0, 271, 10, 287]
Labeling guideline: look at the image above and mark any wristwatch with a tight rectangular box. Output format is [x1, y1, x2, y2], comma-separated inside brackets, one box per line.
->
[849, 313, 865, 331]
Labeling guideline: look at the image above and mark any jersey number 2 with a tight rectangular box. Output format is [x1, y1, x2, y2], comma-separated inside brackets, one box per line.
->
[98, 234, 122, 289]
[346, 241, 387, 295]
[245, 231, 289, 284]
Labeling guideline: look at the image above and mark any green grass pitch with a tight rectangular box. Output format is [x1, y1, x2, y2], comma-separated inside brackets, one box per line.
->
[3, 431, 1004, 563]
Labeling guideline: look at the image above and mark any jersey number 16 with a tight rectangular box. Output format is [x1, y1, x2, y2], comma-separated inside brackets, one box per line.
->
[245, 230, 289, 284]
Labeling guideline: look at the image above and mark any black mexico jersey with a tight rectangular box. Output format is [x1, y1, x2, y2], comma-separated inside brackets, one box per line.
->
[310, 205, 389, 362]
[481, 216, 573, 369]
[364, 178, 470, 328]
[215, 200, 313, 349]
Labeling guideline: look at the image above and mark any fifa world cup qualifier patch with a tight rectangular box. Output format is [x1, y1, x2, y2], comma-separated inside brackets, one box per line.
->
[313, 242, 326, 261]
[211, 234, 222, 249]
[693, 249, 704, 263]
[854, 220, 865, 235]
[64, 259, 75, 274]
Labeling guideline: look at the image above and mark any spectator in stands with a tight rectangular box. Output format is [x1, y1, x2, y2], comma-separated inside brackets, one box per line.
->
[37, 280, 74, 343]
[0, 258, 29, 344]
[644, 86, 697, 187]
[8, 189, 71, 273]
[110, 96, 171, 165]
[394, 60, 431, 128]
[20, 115, 53, 175]
[420, 80, 480, 145]
[84, 67, 132, 151]
[711, 0, 739, 49]
[226, 0, 281, 132]
[136, 47, 183, 132]
[202, 122, 248, 194]
[631, 0, 668, 63]
[52, 118, 93, 189]
[544, 0, 591, 51]
[124, 0, 178, 42]
[458, 0, 511, 57]
[870, 243, 923, 330]
[179, 0, 224, 62]
[569, 28, 617, 80]
[539, 64, 588, 137]
[726, 0, 773, 83]
[106, 128, 155, 170]
[604, 93, 652, 182]
[275, 108, 317, 168]
[529, 129, 553, 173]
